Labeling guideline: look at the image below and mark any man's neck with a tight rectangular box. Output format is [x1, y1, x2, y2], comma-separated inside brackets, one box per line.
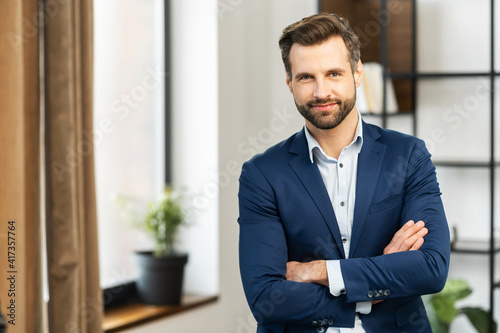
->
[306, 110, 359, 159]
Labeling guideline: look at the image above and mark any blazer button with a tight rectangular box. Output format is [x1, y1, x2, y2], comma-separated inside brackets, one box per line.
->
[328, 319, 335, 325]
[377, 290, 384, 297]
[312, 320, 318, 326]
[384, 289, 391, 297]
[367, 290, 374, 298]
[373, 290, 380, 298]
[319, 319, 328, 326]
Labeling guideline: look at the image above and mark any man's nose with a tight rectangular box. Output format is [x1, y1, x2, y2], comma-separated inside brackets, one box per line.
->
[313, 80, 332, 100]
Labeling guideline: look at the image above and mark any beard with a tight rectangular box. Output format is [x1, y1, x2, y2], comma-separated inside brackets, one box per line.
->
[295, 92, 356, 130]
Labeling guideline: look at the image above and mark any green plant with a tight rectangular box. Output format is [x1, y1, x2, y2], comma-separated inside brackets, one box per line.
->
[144, 187, 187, 257]
[115, 187, 188, 257]
[424, 279, 496, 333]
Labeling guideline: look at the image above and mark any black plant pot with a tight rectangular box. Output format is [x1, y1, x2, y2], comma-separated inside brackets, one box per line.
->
[134, 251, 188, 305]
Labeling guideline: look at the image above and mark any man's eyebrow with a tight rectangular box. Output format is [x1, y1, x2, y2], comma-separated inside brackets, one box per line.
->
[294, 68, 347, 80]
[327, 67, 347, 73]
[294, 72, 312, 80]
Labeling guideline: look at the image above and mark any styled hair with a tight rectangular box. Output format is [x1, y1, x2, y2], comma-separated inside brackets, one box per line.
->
[279, 13, 361, 79]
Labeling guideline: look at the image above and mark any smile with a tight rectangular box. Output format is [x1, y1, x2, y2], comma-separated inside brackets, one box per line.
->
[311, 103, 337, 112]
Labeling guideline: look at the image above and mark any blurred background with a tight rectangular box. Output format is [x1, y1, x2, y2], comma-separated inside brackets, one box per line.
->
[1, 0, 500, 332]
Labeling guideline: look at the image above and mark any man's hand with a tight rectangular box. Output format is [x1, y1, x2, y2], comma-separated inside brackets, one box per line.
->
[383, 220, 427, 255]
[285, 220, 428, 290]
[374, 220, 427, 305]
[286, 260, 328, 286]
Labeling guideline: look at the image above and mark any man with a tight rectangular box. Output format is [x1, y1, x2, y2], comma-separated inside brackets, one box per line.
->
[238, 13, 450, 333]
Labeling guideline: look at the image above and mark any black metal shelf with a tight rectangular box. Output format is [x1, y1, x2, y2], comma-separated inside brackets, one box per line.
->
[387, 71, 495, 79]
[433, 161, 500, 168]
[451, 240, 500, 255]
[361, 111, 413, 117]
[379, 1, 496, 331]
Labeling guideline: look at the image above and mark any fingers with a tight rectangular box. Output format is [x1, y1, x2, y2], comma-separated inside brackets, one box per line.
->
[397, 220, 426, 250]
[384, 220, 427, 255]
[400, 225, 427, 251]
[409, 236, 425, 251]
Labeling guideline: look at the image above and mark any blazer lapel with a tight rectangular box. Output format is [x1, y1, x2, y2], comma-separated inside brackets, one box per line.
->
[288, 129, 346, 259]
[349, 123, 386, 258]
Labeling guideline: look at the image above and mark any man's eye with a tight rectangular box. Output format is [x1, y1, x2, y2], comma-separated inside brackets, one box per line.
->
[329, 73, 339, 77]
[300, 75, 311, 81]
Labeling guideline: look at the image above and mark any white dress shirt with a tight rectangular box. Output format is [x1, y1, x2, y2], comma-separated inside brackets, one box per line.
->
[304, 114, 370, 332]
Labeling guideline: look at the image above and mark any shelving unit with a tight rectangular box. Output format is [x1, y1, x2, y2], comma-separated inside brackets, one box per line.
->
[321, 0, 497, 331]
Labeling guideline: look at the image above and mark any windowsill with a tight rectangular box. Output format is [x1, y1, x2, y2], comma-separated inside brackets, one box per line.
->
[103, 294, 219, 332]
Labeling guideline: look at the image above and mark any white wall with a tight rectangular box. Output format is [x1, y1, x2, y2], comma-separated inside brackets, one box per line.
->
[122, 1, 316, 332]
[169, 0, 219, 297]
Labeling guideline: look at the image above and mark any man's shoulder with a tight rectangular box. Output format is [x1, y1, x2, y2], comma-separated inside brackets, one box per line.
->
[245, 130, 302, 167]
[364, 121, 422, 147]
[364, 122, 431, 163]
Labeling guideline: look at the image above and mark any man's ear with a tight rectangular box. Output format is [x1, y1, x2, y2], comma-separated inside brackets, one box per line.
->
[286, 74, 293, 93]
[354, 60, 363, 88]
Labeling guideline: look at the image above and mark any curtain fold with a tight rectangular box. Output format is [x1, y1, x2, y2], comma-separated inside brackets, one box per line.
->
[44, 0, 103, 332]
[0, 1, 43, 333]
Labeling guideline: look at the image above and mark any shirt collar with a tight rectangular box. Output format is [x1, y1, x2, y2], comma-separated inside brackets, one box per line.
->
[304, 112, 364, 163]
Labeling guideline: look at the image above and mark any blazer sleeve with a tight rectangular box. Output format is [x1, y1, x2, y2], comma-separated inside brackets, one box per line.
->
[340, 139, 450, 303]
[238, 160, 357, 327]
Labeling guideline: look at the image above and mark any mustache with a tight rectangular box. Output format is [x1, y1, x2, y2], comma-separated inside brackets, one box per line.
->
[307, 98, 341, 107]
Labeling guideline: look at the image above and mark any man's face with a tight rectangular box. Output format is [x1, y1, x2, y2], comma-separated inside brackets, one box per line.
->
[286, 36, 362, 130]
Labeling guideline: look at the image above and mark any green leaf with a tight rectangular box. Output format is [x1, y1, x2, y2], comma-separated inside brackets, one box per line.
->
[425, 297, 451, 333]
[430, 279, 472, 324]
[431, 319, 450, 333]
[431, 297, 457, 325]
[461, 307, 497, 333]
[426, 280, 495, 333]
[439, 279, 472, 302]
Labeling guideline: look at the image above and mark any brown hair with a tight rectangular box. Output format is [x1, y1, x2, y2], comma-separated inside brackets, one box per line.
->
[279, 13, 361, 79]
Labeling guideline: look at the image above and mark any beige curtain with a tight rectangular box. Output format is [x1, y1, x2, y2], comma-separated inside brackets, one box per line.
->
[0, 1, 43, 333]
[44, 0, 103, 332]
[0, 1, 101, 331]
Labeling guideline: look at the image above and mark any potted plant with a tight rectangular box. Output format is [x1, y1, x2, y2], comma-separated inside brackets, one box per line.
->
[424, 279, 497, 333]
[119, 187, 189, 305]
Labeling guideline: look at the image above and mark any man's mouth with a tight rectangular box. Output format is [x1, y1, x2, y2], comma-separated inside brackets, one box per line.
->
[311, 102, 337, 112]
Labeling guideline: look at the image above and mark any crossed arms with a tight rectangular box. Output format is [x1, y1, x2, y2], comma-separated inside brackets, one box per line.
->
[238, 139, 450, 327]
[286, 220, 428, 287]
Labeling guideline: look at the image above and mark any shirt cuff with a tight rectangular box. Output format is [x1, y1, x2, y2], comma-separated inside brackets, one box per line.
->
[326, 260, 373, 315]
[326, 260, 345, 296]
[355, 301, 372, 314]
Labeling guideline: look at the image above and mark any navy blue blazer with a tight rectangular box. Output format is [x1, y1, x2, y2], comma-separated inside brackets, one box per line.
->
[238, 121, 450, 333]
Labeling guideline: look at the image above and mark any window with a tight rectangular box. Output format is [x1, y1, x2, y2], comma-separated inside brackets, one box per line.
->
[94, 0, 219, 305]
[93, 0, 166, 289]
